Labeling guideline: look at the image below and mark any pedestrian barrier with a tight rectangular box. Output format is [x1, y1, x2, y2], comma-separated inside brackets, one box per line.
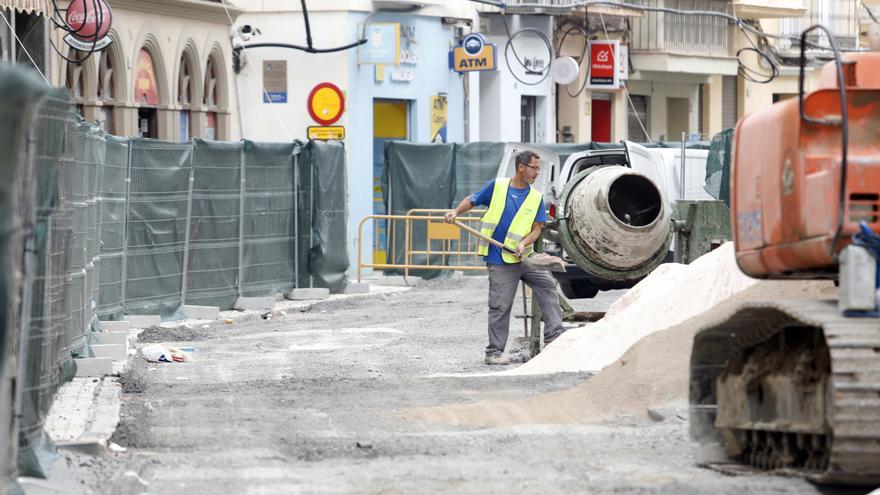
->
[0, 64, 348, 487]
[357, 214, 488, 282]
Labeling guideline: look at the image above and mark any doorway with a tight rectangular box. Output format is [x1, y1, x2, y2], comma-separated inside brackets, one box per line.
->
[666, 97, 689, 141]
[372, 99, 410, 265]
[138, 108, 158, 138]
[591, 93, 612, 142]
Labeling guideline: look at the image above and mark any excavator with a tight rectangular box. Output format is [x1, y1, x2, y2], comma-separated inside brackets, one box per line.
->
[688, 43, 880, 484]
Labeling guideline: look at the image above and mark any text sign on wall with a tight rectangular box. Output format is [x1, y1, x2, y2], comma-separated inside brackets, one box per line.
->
[450, 33, 496, 72]
[430, 94, 447, 143]
[358, 23, 400, 65]
[263, 60, 287, 103]
[588, 40, 619, 89]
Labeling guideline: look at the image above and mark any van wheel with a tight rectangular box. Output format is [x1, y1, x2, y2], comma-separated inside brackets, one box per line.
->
[558, 280, 599, 299]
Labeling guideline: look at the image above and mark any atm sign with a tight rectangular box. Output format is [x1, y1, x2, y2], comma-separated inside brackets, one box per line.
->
[450, 33, 497, 73]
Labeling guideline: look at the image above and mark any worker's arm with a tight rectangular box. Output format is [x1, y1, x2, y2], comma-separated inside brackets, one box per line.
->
[515, 222, 544, 257]
[444, 196, 474, 223]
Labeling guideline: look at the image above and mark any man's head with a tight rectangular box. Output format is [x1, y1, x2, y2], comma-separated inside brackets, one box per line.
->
[514, 150, 541, 185]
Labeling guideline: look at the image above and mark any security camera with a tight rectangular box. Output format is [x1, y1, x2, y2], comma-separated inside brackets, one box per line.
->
[237, 24, 261, 42]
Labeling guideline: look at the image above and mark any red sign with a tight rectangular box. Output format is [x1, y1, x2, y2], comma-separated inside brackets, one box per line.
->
[65, 0, 112, 41]
[589, 42, 616, 87]
[307, 83, 345, 126]
[135, 49, 159, 106]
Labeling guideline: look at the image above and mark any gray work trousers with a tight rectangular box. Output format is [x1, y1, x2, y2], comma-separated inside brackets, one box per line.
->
[486, 262, 565, 356]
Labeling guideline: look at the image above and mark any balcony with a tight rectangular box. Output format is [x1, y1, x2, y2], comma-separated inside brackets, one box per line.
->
[629, 0, 735, 58]
[776, 0, 860, 49]
[733, 0, 806, 19]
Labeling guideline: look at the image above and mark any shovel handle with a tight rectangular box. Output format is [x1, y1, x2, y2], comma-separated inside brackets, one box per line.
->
[452, 220, 517, 254]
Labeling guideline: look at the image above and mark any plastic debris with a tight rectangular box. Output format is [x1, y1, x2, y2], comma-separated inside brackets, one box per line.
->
[108, 442, 127, 453]
[141, 344, 171, 363]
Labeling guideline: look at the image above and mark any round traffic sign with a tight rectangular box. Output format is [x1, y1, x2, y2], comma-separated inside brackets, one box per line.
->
[307, 82, 345, 126]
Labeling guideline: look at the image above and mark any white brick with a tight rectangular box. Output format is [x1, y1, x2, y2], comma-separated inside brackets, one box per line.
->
[286, 288, 330, 300]
[234, 296, 275, 310]
[125, 315, 161, 328]
[344, 283, 370, 294]
[182, 305, 220, 320]
[74, 358, 113, 377]
[99, 320, 130, 332]
[95, 332, 128, 346]
[91, 344, 127, 361]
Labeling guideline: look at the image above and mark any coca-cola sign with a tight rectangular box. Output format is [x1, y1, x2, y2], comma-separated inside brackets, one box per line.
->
[63, 0, 113, 52]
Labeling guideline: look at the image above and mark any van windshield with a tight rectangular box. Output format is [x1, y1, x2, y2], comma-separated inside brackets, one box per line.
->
[570, 154, 628, 181]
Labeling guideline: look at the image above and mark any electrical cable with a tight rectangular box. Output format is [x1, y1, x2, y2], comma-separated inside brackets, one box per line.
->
[863, 1, 879, 24]
[234, 0, 367, 56]
[500, 13, 553, 85]
[794, 25, 848, 258]
[218, 0, 292, 140]
[49, 0, 107, 65]
[597, 10, 652, 143]
[555, 20, 590, 97]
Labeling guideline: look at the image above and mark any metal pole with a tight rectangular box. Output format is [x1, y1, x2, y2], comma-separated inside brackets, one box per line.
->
[309, 153, 314, 288]
[294, 152, 299, 289]
[120, 139, 133, 314]
[237, 144, 246, 299]
[180, 142, 195, 305]
[680, 131, 687, 201]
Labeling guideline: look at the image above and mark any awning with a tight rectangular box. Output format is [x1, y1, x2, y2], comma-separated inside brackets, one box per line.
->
[0, 0, 48, 15]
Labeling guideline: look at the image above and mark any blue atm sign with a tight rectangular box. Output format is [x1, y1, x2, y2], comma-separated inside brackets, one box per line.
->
[449, 33, 496, 72]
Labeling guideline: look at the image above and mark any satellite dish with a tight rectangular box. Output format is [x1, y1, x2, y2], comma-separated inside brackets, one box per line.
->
[551, 56, 579, 85]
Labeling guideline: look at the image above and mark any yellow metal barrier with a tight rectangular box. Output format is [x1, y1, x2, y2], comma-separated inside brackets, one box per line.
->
[358, 214, 487, 283]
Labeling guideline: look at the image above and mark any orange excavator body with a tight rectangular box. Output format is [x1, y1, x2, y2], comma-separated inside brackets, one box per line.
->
[733, 52, 880, 277]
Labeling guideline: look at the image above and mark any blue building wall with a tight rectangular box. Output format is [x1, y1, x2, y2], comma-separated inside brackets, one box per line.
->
[345, 12, 466, 273]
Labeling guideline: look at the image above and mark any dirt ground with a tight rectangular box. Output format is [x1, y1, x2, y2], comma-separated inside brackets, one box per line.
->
[50, 274, 871, 494]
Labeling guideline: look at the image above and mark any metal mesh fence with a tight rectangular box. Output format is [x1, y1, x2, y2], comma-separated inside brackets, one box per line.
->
[0, 65, 349, 487]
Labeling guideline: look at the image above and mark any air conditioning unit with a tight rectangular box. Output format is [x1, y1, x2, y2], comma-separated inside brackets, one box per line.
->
[372, 0, 444, 8]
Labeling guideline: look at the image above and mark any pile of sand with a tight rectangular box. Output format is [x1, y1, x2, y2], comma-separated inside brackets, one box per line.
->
[401, 280, 836, 426]
[503, 243, 757, 376]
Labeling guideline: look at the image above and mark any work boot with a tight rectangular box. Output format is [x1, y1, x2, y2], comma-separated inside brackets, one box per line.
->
[484, 353, 510, 365]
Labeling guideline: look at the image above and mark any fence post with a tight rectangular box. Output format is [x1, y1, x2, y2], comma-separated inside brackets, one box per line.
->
[237, 144, 246, 299]
[294, 151, 299, 289]
[120, 139, 133, 315]
[180, 141, 196, 305]
[680, 131, 687, 201]
[309, 150, 314, 288]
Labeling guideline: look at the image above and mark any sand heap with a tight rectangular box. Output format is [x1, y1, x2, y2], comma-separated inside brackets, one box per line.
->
[503, 242, 757, 376]
[401, 279, 836, 426]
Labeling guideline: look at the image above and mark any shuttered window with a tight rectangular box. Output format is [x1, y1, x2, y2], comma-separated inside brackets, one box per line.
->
[627, 94, 649, 142]
[722, 75, 737, 130]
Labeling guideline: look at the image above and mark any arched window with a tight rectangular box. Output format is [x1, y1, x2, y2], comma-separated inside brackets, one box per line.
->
[97, 47, 116, 133]
[203, 56, 218, 140]
[178, 54, 193, 141]
[135, 48, 160, 138]
[65, 48, 85, 116]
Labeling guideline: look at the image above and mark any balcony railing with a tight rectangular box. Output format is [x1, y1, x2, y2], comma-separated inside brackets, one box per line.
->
[777, 0, 859, 49]
[629, 0, 735, 58]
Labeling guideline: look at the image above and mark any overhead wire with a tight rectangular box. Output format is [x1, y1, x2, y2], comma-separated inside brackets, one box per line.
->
[597, 10, 651, 143]
[499, 13, 553, 85]
[555, 20, 590, 97]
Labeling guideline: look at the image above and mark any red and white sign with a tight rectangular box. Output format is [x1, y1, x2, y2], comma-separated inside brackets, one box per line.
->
[307, 82, 345, 126]
[63, 0, 113, 52]
[588, 40, 619, 89]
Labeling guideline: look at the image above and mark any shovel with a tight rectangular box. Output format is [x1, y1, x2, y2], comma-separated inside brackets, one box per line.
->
[452, 220, 566, 273]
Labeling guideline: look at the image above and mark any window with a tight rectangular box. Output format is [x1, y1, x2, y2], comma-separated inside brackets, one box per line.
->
[627, 94, 650, 142]
[65, 48, 85, 116]
[521, 95, 536, 143]
[97, 47, 115, 133]
[722, 75, 737, 130]
[204, 56, 219, 140]
[178, 54, 192, 141]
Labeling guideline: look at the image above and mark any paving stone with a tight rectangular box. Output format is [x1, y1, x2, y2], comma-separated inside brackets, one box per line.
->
[91, 344, 127, 361]
[234, 296, 275, 310]
[126, 315, 161, 328]
[74, 358, 113, 377]
[98, 320, 130, 332]
[287, 288, 331, 300]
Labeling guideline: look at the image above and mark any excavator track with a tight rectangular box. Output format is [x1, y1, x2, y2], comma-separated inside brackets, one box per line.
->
[689, 299, 880, 485]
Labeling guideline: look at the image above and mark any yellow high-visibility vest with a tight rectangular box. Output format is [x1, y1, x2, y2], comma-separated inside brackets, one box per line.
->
[477, 178, 543, 263]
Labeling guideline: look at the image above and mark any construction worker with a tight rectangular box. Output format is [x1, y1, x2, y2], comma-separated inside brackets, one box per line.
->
[445, 150, 565, 365]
